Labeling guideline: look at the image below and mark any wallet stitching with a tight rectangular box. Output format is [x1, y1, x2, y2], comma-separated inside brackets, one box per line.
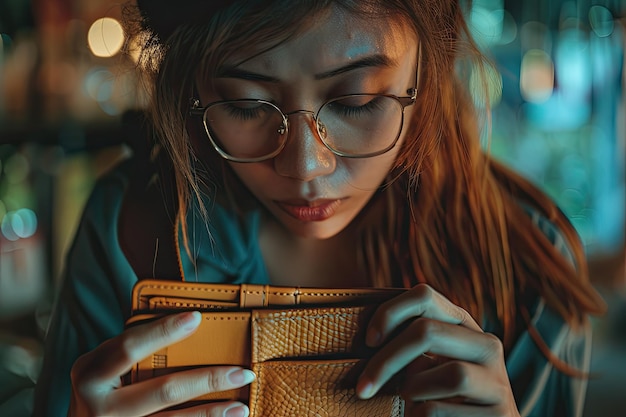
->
[253, 310, 361, 324]
[139, 284, 239, 295]
[151, 300, 230, 309]
[136, 284, 239, 308]
[139, 284, 387, 297]
[242, 291, 384, 297]
[261, 361, 356, 369]
[136, 283, 397, 309]
[204, 315, 250, 321]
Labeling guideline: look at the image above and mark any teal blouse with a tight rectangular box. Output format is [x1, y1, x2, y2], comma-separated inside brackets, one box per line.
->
[32, 158, 591, 417]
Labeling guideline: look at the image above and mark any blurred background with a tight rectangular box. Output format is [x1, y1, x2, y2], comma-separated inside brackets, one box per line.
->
[0, 0, 624, 415]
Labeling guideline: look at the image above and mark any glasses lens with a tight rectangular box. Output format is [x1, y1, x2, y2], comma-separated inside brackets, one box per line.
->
[204, 100, 285, 160]
[318, 95, 403, 156]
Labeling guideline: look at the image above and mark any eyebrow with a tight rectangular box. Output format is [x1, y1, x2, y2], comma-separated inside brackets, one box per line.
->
[217, 54, 398, 82]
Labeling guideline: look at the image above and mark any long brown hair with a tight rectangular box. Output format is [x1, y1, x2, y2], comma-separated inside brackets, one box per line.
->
[125, 0, 605, 351]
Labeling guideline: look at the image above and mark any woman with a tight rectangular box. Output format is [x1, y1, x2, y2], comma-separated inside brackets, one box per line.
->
[34, 0, 605, 416]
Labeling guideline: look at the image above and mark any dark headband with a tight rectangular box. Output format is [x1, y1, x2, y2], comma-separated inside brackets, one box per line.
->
[136, 0, 237, 41]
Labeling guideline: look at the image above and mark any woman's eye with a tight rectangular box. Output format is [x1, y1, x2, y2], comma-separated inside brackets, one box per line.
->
[330, 96, 387, 117]
[223, 102, 268, 120]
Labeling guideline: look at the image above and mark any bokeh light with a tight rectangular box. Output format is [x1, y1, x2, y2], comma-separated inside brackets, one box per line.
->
[470, 5, 504, 47]
[87, 17, 125, 58]
[555, 29, 591, 100]
[520, 49, 554, 103]
[589, 5, 615, 38]
[4, 152, 30, 184]
[498, 10, 518, 45]
[1, 209, 38, 241]
[83, 67, 124, 116]
[0, 200, 6, 222]
[84, 67, 113, 101]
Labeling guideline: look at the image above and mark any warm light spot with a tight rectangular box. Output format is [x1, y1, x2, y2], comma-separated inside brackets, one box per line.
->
[88, 17, 125, 58]
[520, 49, 554, 103]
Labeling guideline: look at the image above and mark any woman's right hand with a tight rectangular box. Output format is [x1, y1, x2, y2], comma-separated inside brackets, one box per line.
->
[68, 311, 254, 417]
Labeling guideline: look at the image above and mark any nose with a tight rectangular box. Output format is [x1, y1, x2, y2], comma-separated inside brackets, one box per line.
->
[273, 111, 336, 181]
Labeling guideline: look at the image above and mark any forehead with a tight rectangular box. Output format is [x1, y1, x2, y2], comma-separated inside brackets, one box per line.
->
[228, 7, 416, 73]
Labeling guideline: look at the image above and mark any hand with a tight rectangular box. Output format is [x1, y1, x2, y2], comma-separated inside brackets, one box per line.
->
[68, 311, 255, 417]
[356, 284, 521, 417]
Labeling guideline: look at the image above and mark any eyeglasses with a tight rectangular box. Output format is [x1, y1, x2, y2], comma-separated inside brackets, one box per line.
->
[189, 54, 420, 163]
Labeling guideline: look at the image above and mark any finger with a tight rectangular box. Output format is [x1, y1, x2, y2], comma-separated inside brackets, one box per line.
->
[109, 366, 255, 416]
[406, 401, 501, 417]
[366, 284, 482, 347]
[154, 401, 250, 417]
[404, 353, 442, 375]
[76, 311, 202, 384]
[401, 360, 505, 404]
[358, 319, 503, 399]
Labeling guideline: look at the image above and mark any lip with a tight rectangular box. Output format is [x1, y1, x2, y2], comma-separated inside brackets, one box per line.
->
[275, 199, 343, 222]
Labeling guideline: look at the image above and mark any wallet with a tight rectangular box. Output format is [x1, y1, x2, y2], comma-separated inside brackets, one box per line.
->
[125, 279, 407, 417]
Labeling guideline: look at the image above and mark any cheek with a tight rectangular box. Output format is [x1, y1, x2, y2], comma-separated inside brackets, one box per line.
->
[228, 163, 275, 196]
[341, 152, 399, 190]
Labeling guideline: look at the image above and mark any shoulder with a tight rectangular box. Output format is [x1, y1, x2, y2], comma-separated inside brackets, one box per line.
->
[508, 204, 591, 416]
[520, 203, 576, 266]
[507, 298, 591, 417]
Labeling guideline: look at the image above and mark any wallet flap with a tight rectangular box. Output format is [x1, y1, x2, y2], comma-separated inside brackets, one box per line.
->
[132, 279, 405, 312]
[132, 281, 241, 311]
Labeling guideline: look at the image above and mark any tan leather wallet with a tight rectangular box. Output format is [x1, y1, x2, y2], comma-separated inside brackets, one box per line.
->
[126, 279, 407, 417]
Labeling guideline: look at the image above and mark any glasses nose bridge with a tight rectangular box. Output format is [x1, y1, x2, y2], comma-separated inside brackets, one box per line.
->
[284, 108, 318, 122]
[283, 108, 325, 138]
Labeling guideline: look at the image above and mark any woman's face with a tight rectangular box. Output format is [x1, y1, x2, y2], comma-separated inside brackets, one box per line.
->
[197, 8, 418, 240]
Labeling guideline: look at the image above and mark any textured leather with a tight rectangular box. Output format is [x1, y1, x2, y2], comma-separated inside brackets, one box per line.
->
[126, 280, 406, 416]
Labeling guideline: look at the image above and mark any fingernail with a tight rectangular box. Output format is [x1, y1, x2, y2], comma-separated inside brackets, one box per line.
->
[366, 329, 381, 347]
[227, 369, 256, 386]
[225, 404, 249, 417]
[357, 378, 376, 399]
[176, 311, 202, 332]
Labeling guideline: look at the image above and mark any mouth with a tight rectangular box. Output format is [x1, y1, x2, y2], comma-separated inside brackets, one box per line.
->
[275, 199, 343, 222]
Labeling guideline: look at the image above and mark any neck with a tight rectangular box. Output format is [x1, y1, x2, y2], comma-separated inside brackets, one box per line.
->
[258, 211, 368, 288]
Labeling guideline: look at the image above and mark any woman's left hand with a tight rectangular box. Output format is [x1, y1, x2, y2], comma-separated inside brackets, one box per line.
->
[356, 283, 521, 417]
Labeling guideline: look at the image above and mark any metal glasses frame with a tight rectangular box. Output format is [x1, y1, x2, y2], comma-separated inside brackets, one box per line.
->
[189, 45, 422, 163]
